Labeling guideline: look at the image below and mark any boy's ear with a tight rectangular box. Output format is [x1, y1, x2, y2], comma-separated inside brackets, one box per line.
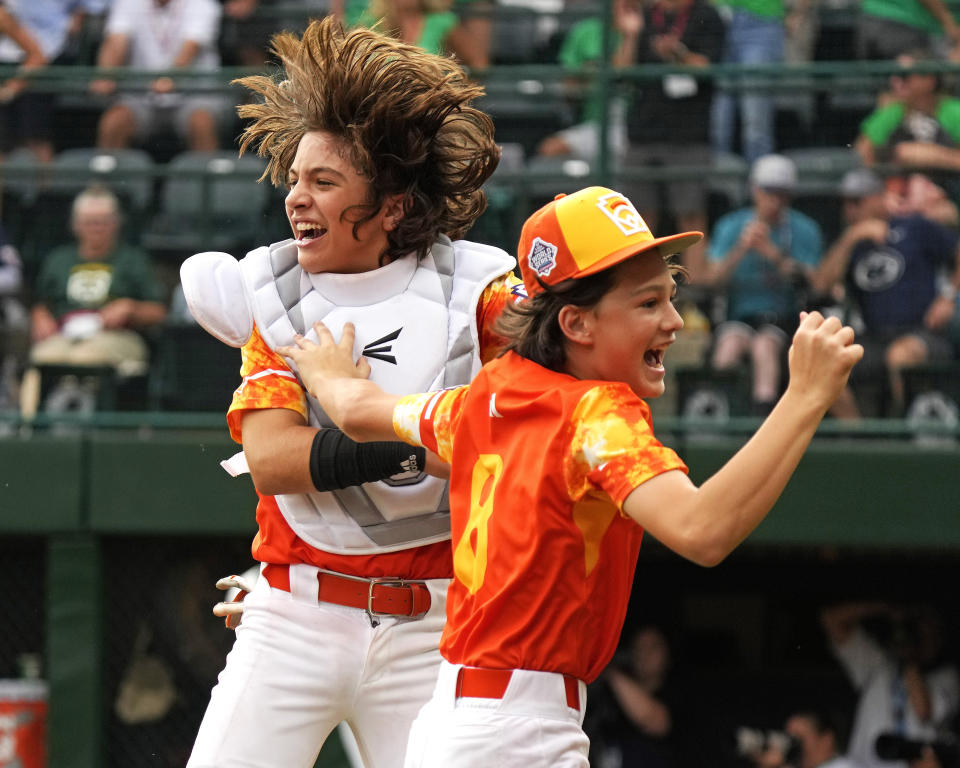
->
[382, 194, 405, 232]
[558, 304, 594, 346]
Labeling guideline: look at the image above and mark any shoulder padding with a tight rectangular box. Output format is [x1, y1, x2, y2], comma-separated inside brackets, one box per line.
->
[180, 251, 254, 348]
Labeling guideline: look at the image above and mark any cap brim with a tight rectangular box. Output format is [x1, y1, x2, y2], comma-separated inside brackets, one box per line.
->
[574, 230, 704, 280]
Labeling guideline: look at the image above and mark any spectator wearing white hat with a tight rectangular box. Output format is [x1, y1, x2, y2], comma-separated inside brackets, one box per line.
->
[705, 153, 824, 415]
[810, 167, 960, 418]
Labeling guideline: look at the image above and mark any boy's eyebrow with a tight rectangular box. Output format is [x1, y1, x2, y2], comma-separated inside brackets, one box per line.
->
[286, 166, 348, 181]
[306, 166, 347, 179]
[629, 280, 677, 297]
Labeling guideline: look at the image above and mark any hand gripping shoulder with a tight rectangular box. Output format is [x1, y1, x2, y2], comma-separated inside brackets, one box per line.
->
[179, 251, 255, 347]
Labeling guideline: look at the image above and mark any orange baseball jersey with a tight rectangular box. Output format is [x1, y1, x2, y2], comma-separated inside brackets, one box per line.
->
[226, 271, 524, 580]
[393, 350, 689, 682]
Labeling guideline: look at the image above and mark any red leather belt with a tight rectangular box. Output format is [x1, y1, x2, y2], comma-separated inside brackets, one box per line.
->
[455, 666, 581, 711]
[262, 563, 431, 620]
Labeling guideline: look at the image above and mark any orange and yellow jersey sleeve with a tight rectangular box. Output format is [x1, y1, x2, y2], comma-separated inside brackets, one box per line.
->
[396, 351, 688, 683]
[226, 325, 307, 443]
[564, 383, 689, 511]
[475, 271, 525, 363]
[393, 386, 468, 464]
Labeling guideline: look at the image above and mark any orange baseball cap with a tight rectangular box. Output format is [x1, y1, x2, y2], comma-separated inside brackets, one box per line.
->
[517, 186, 703, 297]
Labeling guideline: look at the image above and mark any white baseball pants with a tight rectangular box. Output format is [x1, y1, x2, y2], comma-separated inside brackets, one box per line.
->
[187, 564, 448, 768]
[403, 660, 590, 768]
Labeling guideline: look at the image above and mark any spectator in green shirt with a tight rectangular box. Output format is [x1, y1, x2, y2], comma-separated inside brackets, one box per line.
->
[856, 49, 960, 204]
[26, 185, 166, 382]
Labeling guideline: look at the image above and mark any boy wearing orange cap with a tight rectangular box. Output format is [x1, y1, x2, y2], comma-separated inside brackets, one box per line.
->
[279, 186, 863, 767]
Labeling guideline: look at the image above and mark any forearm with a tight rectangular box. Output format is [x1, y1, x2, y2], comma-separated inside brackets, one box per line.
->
[611, 30, 639, 69]
[324, 379, 405, 444]
[243, 419, 319, 495]
[811, 236, 855, 295]
[11, 29, 46, 70]
[97, 34, 128, 68]
[705, 390, 822, 540]
[608, 674, 671, 736]
[706, 244, 746, 285]
[128, 300, 167, 328]
[896, 142, 960, 171]
[918, 0, 958, 34]
[854, 135, 876, 166]
[243, 405, 430, 494]
[30, 305, 58, 341]
[173, 40, 202, 68]
[675, 48, 708, 67]
[641, 388, 823, 566]
[904, 665, 933, 722]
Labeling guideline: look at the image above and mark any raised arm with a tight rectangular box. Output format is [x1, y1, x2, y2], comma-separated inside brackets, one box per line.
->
[623, 311, 862, 567]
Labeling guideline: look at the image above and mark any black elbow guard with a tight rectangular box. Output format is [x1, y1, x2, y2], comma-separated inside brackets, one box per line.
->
[309, 428, 426, 491]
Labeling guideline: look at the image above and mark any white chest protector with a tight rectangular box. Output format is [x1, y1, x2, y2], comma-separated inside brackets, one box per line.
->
[180, 235, 515, 554]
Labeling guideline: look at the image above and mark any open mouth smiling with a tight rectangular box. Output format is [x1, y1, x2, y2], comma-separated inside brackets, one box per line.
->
[294, 222, 327, 245]
[643, 348, 665, 369]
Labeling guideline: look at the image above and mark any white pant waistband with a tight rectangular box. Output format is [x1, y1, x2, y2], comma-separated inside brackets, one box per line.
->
[434, 660, 586, 724]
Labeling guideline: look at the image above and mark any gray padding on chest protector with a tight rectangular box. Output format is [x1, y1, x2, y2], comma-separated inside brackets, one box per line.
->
[327, 485, 451, 546]
[271, 245, 305, 336]
[432, 240, 473, 388]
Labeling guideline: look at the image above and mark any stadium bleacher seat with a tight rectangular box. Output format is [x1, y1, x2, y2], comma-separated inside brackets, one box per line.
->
[902, 361, 960, 440]
[141, 150, 269, 259]
[476, 87, 574, 157]
[676, 365, 752, 422]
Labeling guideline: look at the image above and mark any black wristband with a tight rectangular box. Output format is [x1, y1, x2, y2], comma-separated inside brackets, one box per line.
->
[309, 428, 426, 491]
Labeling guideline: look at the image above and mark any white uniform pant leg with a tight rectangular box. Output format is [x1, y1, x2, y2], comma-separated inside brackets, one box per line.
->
[187, 570, 371, 768]
[346, 578, 448, 768]
[404, 660, 590, 768]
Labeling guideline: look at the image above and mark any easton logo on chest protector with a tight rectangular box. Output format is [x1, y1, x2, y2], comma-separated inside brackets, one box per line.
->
[362, 328, 402, 364]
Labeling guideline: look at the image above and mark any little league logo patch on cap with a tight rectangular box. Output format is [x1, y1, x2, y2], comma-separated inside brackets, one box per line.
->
[596, 192, 648, 237]
[528, 236, 559, 278]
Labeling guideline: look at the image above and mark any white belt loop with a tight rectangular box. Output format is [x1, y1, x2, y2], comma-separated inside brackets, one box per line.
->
[288, 563, 320, 602]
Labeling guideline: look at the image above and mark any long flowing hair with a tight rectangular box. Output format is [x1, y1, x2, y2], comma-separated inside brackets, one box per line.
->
[233, 16, 499, 263]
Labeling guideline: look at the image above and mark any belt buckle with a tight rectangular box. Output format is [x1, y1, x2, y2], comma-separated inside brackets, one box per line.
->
[367, 577, 409, 627]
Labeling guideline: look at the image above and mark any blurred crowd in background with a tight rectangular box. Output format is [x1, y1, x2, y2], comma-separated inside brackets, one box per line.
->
[4, 0, 960, 424]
